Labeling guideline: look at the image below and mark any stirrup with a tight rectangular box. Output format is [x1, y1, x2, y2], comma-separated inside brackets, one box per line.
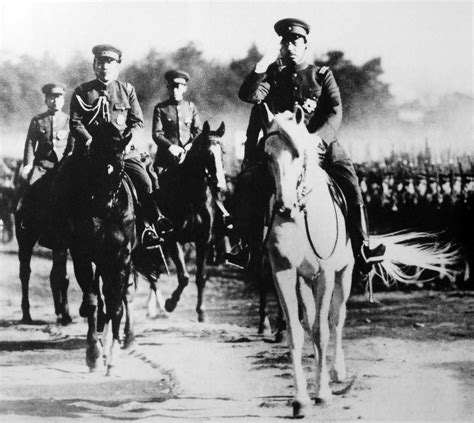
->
[225, 242, 249, 270]
[141, 227, 162, 250]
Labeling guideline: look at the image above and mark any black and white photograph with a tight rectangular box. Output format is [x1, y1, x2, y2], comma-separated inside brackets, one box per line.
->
[0, 0, 473, 421]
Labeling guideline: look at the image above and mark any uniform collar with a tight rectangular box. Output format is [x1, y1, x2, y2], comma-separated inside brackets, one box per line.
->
[95, 78, 116, 89]
[287, 61, 309, 72]
[168, 98, 183, 106]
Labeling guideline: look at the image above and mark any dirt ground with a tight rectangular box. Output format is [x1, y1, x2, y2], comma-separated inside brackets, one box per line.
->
[0, 241, 473, 422]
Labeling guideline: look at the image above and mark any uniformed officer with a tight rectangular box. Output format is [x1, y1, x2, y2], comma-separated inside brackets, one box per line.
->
[17, 83, 74, 237]
[152, 70, 201, 169]
[21, 83, 73, 186]
[55, 44, 170, 249]
[227, 18, 385, 273]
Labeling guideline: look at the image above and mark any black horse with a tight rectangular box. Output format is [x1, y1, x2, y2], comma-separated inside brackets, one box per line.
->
[15, 166, 72, 325]
[61, 127, 158, 374]
[158, 121, 227, 322]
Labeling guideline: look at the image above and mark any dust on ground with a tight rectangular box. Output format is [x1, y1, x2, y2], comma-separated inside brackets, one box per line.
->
[0, 242, 473, 422]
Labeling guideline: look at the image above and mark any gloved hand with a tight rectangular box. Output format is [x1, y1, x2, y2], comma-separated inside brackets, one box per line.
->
[168, 144, 185, 163]
[21, 164, 33, 180]
[122, 128, 133, 144]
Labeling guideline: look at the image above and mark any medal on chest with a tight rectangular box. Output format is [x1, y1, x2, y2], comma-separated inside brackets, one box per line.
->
[116, 114, 126, 125]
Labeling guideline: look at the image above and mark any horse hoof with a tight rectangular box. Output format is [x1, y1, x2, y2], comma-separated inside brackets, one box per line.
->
[315, 395, 332, 406]
[329, 367, 346, 383]
[106, 365, 114, 376]
[86, 355, 104, 372]
[197, 311, 207, 323]
[164, 299, 176, 313]
[59, 314, 73, 326]
[123, 338, 138, 351]
[79, 301, 92, 318]
[86, 343, 103, 372]
[21, 315, 33, 325]
[292, 400, 311, 418]
[274, 329, 287, 344]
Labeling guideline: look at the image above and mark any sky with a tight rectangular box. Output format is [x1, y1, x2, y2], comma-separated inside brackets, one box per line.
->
[0, 0, 472, 103]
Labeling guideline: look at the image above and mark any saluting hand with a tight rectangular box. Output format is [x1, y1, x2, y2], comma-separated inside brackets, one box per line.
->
[255, 38, 283, 73]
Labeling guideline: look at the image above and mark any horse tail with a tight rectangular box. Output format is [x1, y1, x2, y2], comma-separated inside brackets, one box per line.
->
[370, 231, 462, 286]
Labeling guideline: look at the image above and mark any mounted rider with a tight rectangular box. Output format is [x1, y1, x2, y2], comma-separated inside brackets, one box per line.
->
[152, 70, 201, 170]
[17, 83, 74, 247]
[227, 18, 385, 275]
[53, 44, 171, 249]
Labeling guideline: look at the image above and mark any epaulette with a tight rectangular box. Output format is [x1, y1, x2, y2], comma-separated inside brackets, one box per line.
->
[318, 66, 329, 75]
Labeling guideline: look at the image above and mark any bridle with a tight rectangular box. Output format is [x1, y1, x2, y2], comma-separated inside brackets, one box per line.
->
[262, 128, 339, 260]
[90, 151, 126, 212]
[260, 129, 312, 213]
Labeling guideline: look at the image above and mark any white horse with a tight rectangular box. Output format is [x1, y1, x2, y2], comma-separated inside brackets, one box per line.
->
[262, 105, 460, 418]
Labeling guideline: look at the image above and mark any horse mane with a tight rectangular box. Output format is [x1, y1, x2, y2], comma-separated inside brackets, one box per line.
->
[270, 111, 323, 169]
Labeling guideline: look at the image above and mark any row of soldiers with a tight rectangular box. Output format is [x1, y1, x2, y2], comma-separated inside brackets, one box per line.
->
[353, 163, 474, 284]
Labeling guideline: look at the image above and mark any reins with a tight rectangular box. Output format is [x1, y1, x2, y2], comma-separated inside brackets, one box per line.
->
[264, 129, 340, 261]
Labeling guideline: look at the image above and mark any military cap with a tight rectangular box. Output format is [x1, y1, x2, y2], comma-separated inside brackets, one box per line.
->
[92, 44, 122, 62]
[274, 18, 310, 39]
[165, 70, 190, 85]
[42, 83, 66, 96]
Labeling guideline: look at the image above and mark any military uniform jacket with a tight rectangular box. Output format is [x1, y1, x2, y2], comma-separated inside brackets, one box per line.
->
[239, 62, 342, 144]
[152, 99, 201, 167]
[70, 79, 144, 153]
[23, 110, 73, 168]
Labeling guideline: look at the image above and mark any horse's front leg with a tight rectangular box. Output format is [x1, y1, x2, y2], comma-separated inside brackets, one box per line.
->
[147, 277, 167, 318]
[70, 246, 102, 371]
[271, 264, 311, 418]
[51, 248, 72, 325]
[195, 238, 209, 322]
[165, 241, 189, 313]
[329, 263, 353, 383]
[16, 220, 35, 324]
[312, 268, 336, 404]
[102, 267, 128, 376]
[123, 272, 138, 350]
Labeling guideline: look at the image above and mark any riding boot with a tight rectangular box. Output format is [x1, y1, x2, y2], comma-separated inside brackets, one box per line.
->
[151, 190, 173, 236]
[350, 204, 386, 275]
[225, 241, 251, 269]
[134, 201, 162, 250]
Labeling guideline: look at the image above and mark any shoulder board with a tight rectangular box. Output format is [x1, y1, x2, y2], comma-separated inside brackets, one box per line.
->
[318, 66, 330, 75]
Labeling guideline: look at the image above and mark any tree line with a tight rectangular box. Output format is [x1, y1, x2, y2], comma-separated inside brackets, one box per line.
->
[0, 43, 394, 128]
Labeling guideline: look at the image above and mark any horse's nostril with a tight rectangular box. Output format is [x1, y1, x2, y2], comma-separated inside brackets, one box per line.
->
[277, 206, 292, 219]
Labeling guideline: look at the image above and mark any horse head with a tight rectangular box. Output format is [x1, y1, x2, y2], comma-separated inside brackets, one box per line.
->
[184, 121, 227, 192]
[262, 104, 314, 218]
[88, 124, 128, 212]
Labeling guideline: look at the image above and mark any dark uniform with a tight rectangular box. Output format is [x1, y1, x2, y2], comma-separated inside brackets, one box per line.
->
[232, 18, 383, 271]
[23, 85, 73, 186]
[152, 70, 201, 169]
[69, 78, 154, 205]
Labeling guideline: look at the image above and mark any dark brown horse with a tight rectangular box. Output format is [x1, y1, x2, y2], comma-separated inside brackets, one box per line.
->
[15, 165, 72, 325]
[157, 121, 227, 322]
[62, 126, 158, 374]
